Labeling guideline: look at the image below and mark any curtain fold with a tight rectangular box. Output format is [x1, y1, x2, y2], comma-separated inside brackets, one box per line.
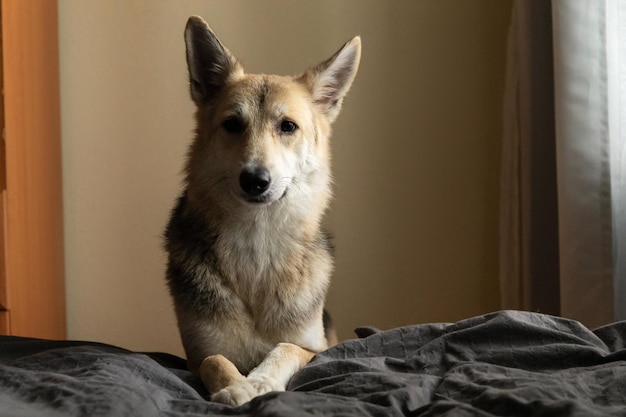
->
[500, 0, 559, 316]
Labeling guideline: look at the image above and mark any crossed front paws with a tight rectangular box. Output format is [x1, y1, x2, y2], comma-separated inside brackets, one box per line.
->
[200, 344, 316, 407]
[211, 376, 284, 406]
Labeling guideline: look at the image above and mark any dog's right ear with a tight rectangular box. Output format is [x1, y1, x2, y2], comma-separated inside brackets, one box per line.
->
[184, 16, 242, 105]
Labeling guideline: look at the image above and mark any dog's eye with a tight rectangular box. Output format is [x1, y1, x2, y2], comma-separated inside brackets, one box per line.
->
[222, 117, 245, 134]
[280, 120, 298, 134]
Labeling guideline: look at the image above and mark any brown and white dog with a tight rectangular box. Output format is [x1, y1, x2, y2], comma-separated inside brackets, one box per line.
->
[164, 16, 360, 406]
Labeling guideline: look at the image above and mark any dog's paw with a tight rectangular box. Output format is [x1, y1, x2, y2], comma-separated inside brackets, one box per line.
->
[210, 377, 284, 407]
[211, 379, 257, 406]
[248, 376, 285, 396]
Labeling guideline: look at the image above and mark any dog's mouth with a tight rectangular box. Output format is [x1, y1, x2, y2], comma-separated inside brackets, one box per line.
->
[244, 194, 270, 205]
[236, 188, 288, 206]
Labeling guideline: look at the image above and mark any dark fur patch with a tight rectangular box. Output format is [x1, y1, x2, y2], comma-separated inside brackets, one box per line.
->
[322, 309, 334, 339]
[257, 79, 270, 109]
[317, 230, 335, 257]
[164, 195, 228, 317]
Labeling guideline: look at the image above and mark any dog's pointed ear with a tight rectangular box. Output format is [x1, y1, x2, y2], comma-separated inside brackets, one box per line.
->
[300, 36, 361, 123]
[184, 16, 242, 105]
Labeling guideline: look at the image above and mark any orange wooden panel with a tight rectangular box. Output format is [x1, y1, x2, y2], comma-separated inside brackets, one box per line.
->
[1, 0, 66, 339]
[0, 310, 9, 334]
[0, 3, 6, 311]
[0, 191, 6, 310]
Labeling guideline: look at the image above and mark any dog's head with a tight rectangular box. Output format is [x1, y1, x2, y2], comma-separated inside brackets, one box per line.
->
[183, 16, 360, 213]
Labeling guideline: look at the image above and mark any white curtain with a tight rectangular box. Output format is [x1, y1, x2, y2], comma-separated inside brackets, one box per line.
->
[500, 0, 626, 327]
[606, 0, 626, 321]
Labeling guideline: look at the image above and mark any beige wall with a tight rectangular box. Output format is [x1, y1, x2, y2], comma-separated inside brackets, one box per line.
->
[58, 1, 511, 356]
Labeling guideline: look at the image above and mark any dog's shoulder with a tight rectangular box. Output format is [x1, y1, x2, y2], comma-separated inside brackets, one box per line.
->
[164, 195, 226, 315]
[165, 195, 215, 251]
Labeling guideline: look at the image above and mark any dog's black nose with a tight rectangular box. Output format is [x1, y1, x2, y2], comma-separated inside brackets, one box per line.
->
[239, 167, 271, 196]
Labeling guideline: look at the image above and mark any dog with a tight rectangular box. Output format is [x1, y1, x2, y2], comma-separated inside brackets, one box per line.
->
[164, 15, 360, 406]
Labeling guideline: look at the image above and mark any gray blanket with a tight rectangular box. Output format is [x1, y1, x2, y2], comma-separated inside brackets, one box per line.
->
[1, 310, 625, 416]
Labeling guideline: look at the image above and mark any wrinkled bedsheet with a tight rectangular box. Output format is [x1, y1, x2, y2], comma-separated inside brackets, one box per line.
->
[1, 310, 625, 416]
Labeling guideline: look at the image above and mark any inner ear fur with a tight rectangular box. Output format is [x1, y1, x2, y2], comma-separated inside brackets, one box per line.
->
[299, 36, 361, 123]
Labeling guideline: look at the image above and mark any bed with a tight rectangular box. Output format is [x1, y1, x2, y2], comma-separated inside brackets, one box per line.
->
[1, 310, 625, 416]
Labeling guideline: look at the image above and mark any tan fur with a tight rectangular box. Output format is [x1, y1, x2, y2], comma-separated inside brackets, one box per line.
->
[165, 16, 360, 406]
[200, 354, 246, 394]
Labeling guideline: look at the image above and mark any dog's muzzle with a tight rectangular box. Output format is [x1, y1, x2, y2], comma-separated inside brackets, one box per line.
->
[239, 166, 271, 202]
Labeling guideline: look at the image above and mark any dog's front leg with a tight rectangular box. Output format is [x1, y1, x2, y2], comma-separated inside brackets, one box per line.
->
[209, 343, 315, 406]
[199, 354, 247, 394]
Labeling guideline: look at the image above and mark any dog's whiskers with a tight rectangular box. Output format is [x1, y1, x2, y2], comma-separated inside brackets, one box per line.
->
[208, 176, 229, 191]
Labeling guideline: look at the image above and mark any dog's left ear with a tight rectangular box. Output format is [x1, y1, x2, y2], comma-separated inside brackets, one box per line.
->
[300, 36, 361, 123]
